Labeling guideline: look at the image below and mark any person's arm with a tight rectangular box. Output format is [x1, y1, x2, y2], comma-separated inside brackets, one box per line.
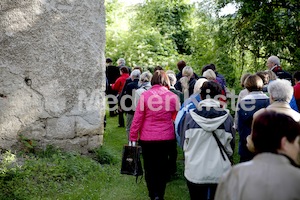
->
[180, 112, 192, 150]
[174, 107, 185, 145]
[134, 89, 143, 109]
[129, 95, 146, 141]
[246, 134, 255, 153]
[224, 114, 236, 157]
[111, 78, 120, 92]
[289, 95, 299, 112]
[119, 79, 130, 98]
[171, 97, 180, 121]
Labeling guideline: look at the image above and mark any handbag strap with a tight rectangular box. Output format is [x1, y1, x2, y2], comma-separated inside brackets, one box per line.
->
[212, 131, 232, 164]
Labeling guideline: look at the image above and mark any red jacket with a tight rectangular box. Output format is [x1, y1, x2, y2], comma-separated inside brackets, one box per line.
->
[294, 82, 300, 110]
[111, 73, 129, 94]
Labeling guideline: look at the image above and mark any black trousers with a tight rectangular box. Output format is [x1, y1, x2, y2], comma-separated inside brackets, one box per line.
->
[167, 140, 177, 177]
[186, 180, 217, 200]
[139, 140, 177, 200]
[118, 109, 124, 127]
[107, 93, 118, 117]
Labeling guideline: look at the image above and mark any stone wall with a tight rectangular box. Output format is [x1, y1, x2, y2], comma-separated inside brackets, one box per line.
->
[0, 0, 106, 154]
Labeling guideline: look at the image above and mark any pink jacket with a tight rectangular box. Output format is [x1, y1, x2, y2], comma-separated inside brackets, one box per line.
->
[130, 85, 179, 141]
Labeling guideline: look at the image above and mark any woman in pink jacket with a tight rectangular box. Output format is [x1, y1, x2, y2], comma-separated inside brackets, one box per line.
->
[130, 70, 180, 200]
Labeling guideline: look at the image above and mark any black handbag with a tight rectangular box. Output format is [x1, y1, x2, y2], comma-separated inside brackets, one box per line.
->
[120, 145, 143, 182]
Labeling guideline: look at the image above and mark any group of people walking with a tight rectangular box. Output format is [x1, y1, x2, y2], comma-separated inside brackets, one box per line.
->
[106, 56, 300, 200]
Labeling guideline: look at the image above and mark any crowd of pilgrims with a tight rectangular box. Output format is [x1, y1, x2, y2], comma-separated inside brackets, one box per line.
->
[105, 56, 300, 200]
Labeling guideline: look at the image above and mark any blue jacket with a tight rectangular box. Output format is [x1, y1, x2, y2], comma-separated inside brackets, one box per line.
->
[237, 92, 269, 160]
[175, 94, 201, 146]
[290, 95, 299, 112]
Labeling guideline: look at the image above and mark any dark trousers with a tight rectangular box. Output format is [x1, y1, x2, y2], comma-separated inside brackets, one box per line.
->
[186, 181, 217, 200]
[107, 95, 118, 117]
[167, 140, 177, 176]
[139, 140, 177, 200]
[118, 109, 124, 127]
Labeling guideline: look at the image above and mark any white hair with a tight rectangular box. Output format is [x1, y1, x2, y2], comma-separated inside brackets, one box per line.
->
[167, 73, 177, 86]
[117, 58, 126, 66]
[268, 79, 293, 103]
[130, 69, 141, 79]
[203, 69, 216, 80]
[268, 56, 280, 66]
[193, 78, 208, 94]
[140, 71, 152, 83]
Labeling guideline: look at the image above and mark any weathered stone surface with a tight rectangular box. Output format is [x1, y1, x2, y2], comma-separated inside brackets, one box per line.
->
[43, 137, 88, 154]
[87, 135, 102, 151]
[18, 119, 47, 141]
[0, 0, 106, 153]
[46, 116, 76, 139]
[75, 115, 101, 137]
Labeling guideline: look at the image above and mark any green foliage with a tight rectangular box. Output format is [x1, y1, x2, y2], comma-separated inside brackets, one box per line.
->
[0, 151, 21, 200]
[18, 134, 37, 153]
[136, 0, 193, 54]
[0, 146, 105, 200]
[0, 151, 20, 178]
[106, 0, 300, 90]
[217, 0, 300, 70]
[0, 116, 195, 200]
[105, 0, 195, 71]
[93, 146, 118, 165]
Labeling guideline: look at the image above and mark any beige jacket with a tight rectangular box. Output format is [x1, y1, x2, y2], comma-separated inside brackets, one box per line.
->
[254, 101, 300, 122]
[215, 153, 300, 200]
[247, 102, 300, 152]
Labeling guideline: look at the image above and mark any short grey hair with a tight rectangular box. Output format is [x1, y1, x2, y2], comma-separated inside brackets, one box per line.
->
[165, 70, 176, 77]
[130, 69, 141, 79]
[140, 71, 152, 83]
[268, 79, 293, 103]
[117, 58, 126, 66]
[268, 56, 280, 66]
[167, 73, 177, 86]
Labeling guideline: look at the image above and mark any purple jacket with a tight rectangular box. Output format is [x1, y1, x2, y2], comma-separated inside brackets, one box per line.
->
[130, 85, 179, 141]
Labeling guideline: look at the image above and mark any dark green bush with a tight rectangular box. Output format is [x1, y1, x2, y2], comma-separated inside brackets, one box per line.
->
[93, 146, 118, 165]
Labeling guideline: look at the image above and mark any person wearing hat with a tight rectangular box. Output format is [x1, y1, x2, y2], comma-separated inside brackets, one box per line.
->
[215, 110, 300, 200]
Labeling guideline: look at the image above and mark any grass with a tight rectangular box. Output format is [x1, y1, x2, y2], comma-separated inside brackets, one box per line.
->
[0, 113, 240, 200]
[97, 115, 190, 200]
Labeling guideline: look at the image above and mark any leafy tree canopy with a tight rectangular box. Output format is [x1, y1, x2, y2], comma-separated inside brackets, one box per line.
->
[105, 0, 300, 89]
[217, 0, 300, 70]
